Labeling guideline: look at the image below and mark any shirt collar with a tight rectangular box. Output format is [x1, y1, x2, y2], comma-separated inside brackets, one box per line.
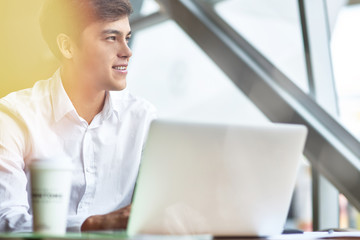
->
[106, 91, 124, 120]
[51, 69, 121, 123]
[51, 69, 77, 123]
[101, 91, 115, 121]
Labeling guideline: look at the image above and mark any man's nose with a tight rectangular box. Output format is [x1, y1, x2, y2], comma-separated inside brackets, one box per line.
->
[118, 44, 132, 59]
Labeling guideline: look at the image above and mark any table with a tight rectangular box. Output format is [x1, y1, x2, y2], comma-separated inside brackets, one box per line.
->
[1, 231, 360, 240]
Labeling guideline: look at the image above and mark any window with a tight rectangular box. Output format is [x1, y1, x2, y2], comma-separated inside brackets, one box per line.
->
[131, 0, 360, 231]
[331, 1, 360, 140]
[213, 0, 308, 92]
[128, 19, 267, 124]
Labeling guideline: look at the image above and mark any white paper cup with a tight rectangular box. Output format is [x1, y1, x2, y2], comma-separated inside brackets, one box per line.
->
[30, 159, 73, 235]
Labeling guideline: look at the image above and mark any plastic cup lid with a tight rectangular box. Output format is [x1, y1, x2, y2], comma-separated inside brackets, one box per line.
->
[30, 158, 73, 171]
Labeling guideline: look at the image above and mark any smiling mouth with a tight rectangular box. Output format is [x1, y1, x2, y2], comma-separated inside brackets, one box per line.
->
[112, 66, 127, 71]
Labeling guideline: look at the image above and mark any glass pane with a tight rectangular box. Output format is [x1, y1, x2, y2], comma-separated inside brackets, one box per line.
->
[331, 2, 360, 140]
[330, 0, 360, 228]
[139, 0, 160, 15]
[210, 0, 308, 92]
[128, 20, 268, 124]
[291, 162, 313, 231]
[339, 194, 360, 229]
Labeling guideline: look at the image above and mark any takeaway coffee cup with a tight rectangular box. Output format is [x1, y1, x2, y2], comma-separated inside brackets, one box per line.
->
[30, 158, 73, 235]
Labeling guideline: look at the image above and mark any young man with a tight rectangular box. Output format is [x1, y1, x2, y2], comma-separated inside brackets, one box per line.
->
[0, 0, 156, 232]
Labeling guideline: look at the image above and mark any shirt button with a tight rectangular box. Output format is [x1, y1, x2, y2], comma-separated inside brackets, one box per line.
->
[86, 167, 95, 173]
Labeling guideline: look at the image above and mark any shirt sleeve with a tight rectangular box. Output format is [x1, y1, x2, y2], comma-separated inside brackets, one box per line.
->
[0, 106, 32, 232]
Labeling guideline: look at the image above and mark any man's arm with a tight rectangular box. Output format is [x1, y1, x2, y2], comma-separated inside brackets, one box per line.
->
[0, 109, 32, 232]
[80, 205, 131, 231]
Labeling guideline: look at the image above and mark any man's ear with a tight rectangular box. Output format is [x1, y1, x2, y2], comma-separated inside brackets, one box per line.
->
[56, 33, 74, 59]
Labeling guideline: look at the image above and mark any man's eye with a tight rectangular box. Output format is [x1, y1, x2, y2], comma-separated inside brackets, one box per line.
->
[106, 36, 116, 41]
[126, 36, 132, 42]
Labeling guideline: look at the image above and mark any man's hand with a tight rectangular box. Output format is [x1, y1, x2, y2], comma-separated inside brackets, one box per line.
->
[81, 205, 131, 231]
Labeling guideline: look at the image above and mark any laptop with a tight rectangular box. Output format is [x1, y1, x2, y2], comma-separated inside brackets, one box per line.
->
[127, 119, 308, 237]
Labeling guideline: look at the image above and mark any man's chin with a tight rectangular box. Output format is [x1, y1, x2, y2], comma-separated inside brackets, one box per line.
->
[109, 82, 127, 91]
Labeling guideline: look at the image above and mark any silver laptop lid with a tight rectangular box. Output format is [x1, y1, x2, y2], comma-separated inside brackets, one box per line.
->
[128, 120, 307, 236]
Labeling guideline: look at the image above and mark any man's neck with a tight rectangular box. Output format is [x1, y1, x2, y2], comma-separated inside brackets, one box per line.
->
[60, 67, 106, 125]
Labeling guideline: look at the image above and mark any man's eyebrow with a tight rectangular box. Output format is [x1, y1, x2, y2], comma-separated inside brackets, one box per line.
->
[101, 29, 132, 36]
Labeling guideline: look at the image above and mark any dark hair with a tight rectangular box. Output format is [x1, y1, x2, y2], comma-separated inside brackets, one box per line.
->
[39, 0, 133, 59]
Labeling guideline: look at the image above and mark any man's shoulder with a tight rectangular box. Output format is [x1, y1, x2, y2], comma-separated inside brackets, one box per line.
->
[0, 78, 53, 117]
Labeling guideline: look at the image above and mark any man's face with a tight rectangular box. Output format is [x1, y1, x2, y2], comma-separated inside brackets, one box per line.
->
[71, 16, 132, 91]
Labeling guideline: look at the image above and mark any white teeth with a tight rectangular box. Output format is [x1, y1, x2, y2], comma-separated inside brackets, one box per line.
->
[113, 66, 126, 70]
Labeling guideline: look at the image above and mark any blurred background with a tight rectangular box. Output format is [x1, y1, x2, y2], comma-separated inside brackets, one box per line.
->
[1, 0, 360, 232]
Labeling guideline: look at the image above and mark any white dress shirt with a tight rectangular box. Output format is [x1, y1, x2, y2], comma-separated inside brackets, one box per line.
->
[0, 69, 157, 232]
